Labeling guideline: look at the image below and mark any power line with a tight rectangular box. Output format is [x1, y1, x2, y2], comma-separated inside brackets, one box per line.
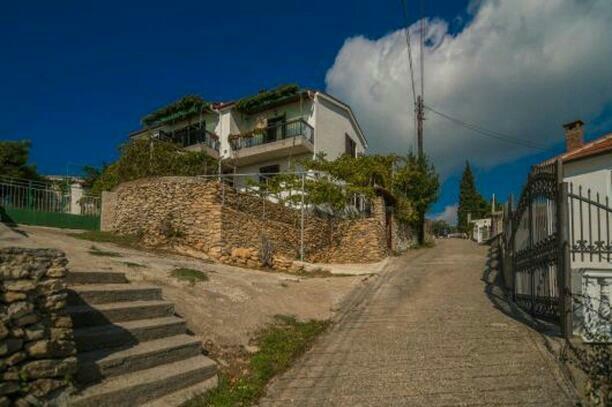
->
[424, 105, 549, 151]
[400, 0, 418, 109]
[419, 0, 425, 101]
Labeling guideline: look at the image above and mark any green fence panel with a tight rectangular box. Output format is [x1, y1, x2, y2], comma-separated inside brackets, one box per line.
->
[1, 207, 100, 231]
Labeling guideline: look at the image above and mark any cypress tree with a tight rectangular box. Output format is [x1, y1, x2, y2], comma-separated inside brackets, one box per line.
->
[457, 161, 488, 233]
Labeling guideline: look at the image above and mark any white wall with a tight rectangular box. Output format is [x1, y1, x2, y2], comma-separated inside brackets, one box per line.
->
[564, 153, 612, 197]
[313, 95, 366, 160]
[563, 153, 612, 270]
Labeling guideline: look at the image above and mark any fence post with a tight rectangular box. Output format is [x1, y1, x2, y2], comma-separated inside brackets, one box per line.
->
[557, 161, 572, 338]
[300, 173, 305, 262]
[527, 174, 535, 315]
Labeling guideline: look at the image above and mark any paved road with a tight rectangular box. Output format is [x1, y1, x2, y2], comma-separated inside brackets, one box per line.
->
[261, 239, 576, 406]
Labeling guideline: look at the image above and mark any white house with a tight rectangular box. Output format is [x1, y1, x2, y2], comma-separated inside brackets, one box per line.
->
[129, 85, 367, 180]
[541, 120, 612, 341]
[470, 218, 492, 244]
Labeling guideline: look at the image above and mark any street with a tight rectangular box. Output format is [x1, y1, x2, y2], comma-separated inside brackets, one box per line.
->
[261, 239, 576, 406]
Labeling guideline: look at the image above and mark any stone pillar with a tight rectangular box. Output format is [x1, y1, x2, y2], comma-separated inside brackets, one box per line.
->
[100, 191, 118, 232]
[69, 183, 83, 215]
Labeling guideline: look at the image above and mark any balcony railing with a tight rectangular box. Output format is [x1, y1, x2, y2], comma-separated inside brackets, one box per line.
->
[230, 118, 314, 151]
[160, 127, 220, 151]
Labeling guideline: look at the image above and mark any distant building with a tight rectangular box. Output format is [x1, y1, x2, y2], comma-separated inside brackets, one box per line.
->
[129, 86, 368, 181]
[470, 218, 491, 244]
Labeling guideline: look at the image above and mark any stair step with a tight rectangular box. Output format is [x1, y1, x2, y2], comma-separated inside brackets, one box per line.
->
[76, 335, 202, 384]
[71, 355, 217, 407]
[67, 301, 175, 328]
[147, 375, 218, 407]
[68, 284, 162, 305]
[74, 317, 187, 352]
[67, 271, 128, 285]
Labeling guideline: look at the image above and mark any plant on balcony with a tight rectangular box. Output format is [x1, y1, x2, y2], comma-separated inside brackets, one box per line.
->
[141, 95, 212, 127]
[234, 84, 301, 114]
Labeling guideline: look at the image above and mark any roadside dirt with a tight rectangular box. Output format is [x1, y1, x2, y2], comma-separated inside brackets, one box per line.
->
[0, 224, 371, 373]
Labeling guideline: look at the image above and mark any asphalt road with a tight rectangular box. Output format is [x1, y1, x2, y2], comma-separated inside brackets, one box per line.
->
[260, 239, 576, 406]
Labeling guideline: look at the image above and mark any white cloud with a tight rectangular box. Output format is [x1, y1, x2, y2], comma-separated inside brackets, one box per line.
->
[433, 204, 458, 225]
[326, 0, 612, 177]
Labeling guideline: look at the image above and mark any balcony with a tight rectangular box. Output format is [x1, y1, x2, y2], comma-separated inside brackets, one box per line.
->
[230, 118, 314, 165]
[162, 126, 220, 159]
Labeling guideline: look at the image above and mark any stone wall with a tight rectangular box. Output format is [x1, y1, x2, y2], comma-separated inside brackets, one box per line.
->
[0, 248, 76, 406]
[102, 177, 390, 269]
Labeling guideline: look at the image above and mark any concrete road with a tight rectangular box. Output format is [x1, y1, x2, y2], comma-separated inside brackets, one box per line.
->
[261, 239, 577, 406]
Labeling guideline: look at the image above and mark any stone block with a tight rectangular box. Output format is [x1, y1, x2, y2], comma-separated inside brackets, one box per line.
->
[0, 382, 19, 397]
[7, 302, 33, 320]
[0, 338, 23, 357]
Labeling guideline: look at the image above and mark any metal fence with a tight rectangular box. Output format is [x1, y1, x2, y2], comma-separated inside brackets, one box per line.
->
[500, 161, 572, 337]
[568, 183, 612, 263]
[0, 176, 101, 230]
[501, 161, 612, 339]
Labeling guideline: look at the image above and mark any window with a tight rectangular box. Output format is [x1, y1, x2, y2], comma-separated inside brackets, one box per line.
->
[266, 116, 286, 143]
[259, 164, 280, 182]
[345, 134, 357, 157]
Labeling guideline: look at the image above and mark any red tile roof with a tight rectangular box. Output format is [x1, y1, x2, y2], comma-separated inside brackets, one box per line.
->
[541, 133, 612, 165]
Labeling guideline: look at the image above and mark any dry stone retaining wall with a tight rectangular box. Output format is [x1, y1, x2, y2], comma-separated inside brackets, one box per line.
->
[0, 248, 76, 406]
[102, 177, 390, 269]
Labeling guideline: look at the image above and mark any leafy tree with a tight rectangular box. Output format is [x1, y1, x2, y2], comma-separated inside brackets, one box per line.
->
[457, 161, 488, 233]
[393, 153, 440, 244]
[90, 138, 218, 194]
[0, 140, 40, 180]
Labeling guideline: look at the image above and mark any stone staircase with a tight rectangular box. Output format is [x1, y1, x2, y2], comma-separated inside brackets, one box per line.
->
[65, 270, 217, 406]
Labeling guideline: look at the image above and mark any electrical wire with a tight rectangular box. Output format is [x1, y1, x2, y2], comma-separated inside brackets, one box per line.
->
[400, 0, 418, 109]
[424, 105, 549, 151]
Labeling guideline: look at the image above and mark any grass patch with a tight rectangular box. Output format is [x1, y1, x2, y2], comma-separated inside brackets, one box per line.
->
[69, 231, 139, 248]
[171, 268, 209, 284]
[295, 269, 356, 278]
[88, 245, 122, 257]
[184, 315, 330, 407]
[123, 262, 146, 269]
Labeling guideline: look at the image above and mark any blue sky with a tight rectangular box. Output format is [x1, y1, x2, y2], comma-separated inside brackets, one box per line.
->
[2, 0, 611, 221]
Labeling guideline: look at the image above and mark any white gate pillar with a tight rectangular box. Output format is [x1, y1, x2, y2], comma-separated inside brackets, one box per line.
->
[70, 183, 83, 215]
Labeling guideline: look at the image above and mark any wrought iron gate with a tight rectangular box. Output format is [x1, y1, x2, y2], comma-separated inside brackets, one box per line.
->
[509, 161, 570, 330]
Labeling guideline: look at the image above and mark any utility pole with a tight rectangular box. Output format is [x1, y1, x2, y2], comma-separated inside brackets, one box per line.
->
[416, 95, 425, 157]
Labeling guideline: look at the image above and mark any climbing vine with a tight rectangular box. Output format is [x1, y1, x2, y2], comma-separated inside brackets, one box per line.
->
[141, 95, 212, 127]
[234, 84, 301, 114]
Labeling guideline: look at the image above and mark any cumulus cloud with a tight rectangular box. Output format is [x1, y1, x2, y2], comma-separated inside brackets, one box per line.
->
[326, 0, 612, 177]
[433, 204, 458, 225]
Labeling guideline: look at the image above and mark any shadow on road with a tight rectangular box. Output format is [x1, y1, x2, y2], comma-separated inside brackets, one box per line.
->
[481, 243, 561, 336]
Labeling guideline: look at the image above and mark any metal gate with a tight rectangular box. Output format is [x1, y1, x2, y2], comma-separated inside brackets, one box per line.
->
[508, 161, 571, 333]
[0, 176, 100, 230]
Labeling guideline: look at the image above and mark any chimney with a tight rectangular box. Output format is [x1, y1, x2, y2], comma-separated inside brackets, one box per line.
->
[562, 120, 584, 152]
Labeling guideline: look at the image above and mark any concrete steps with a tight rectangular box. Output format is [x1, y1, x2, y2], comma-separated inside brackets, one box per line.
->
[70, 356, 217, 407]
[67, 300, 175, 327]
[74, 317, 187, 352]
[68, 284, 162, 304]
[67, 270, 129, 285]
[76, 335, 202, 384]
[67, 268, 217, 406]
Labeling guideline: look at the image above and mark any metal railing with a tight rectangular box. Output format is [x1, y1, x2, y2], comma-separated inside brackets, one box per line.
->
[0, 176, 101, 216]
[500, 161, 572, 337]
[161, 127, 220, 151]
[230, 118, 314, 151]
[568, 183, 612, 263]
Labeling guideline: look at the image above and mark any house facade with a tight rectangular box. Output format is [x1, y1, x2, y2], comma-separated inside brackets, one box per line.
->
[129, 86, 367, 178]
[541, 120, 612, 341]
